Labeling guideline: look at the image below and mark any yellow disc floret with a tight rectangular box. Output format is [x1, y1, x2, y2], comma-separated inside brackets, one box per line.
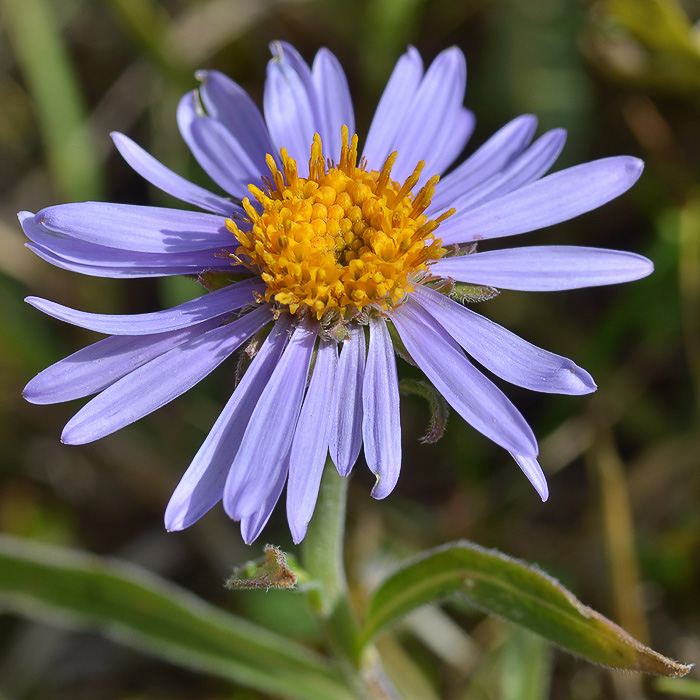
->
[225, 126, 453, 319]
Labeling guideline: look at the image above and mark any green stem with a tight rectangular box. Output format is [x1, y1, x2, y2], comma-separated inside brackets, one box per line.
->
[302, 462, 403, 700]
[302, 462, 359, 662]
[303, 461, 348, 610]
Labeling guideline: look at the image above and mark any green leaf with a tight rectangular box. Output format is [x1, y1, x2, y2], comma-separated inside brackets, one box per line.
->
[361, 541, 691, 677]
[0, 535, 356, 700]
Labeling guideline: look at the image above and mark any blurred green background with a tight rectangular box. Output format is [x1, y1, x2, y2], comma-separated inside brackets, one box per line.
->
[1, 0, 699, 698]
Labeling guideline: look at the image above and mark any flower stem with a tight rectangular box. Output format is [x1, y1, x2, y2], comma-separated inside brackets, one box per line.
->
[302, 461, 359, 664]
[302, 461, 402, 700]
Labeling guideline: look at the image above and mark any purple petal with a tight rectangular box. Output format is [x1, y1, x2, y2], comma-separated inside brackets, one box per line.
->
[511, 453, 549, 501]
[165, 315, 291, 531]
[34, 201, 232, 254]
[196, 69, 274, 174]
[412, 286, 596, 395]
[311, 48, 355, 161]
[430, 115, 538, 213]
[26, 278, 263, 335]
[451, 128, 566, 213]
[286, 338, 338, 544]
[438, 157, 644, 245]
[223, 318, 318, 520]
[363, 316, 402, 500]
[389, 47, 467, 184]
[362, 46, 423, 170]
[25, 241, 231, 278]
[429, 108, 476, 177]
[111, 132, 235, 215]
[270, 41, 320, 118]
[391, 298, 538, 457]
[21, 211, 233, 278]
[190, 116, 263, 192]
[432, 246, 654, 291]
[23, 316, 225, 405]
[177, 91, 250, 199]
[264, 42, 317, 169]
[329, 323, 366, 476]
[61, 304, 272, 444]
[240, 465, 287, 544]
[25, 241, 230, 278]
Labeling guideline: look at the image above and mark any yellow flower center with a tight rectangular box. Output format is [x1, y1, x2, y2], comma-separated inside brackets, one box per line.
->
[226, 127, 453, 320]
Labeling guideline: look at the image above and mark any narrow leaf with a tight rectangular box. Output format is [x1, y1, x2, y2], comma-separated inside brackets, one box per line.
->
[0, 535, 356, 700]
[362, 541, 691, 677]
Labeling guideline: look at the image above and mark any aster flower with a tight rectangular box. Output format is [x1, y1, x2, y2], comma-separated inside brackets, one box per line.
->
[22, 42, 652, 544]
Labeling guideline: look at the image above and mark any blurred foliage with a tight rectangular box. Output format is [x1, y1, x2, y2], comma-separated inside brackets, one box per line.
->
[587, 0, 700, 93]
[0, 0, 699, 698]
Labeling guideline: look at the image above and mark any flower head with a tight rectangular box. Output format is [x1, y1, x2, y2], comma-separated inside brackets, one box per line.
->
[228, 127, 448, 319]
[22, 42, 653, 544]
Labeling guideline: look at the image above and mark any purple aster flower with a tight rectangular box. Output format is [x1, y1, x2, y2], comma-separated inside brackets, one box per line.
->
[22, 42, 652, 544]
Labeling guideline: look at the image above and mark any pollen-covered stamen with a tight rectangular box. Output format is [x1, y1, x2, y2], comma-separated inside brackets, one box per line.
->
[226, 126, 453, 319]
